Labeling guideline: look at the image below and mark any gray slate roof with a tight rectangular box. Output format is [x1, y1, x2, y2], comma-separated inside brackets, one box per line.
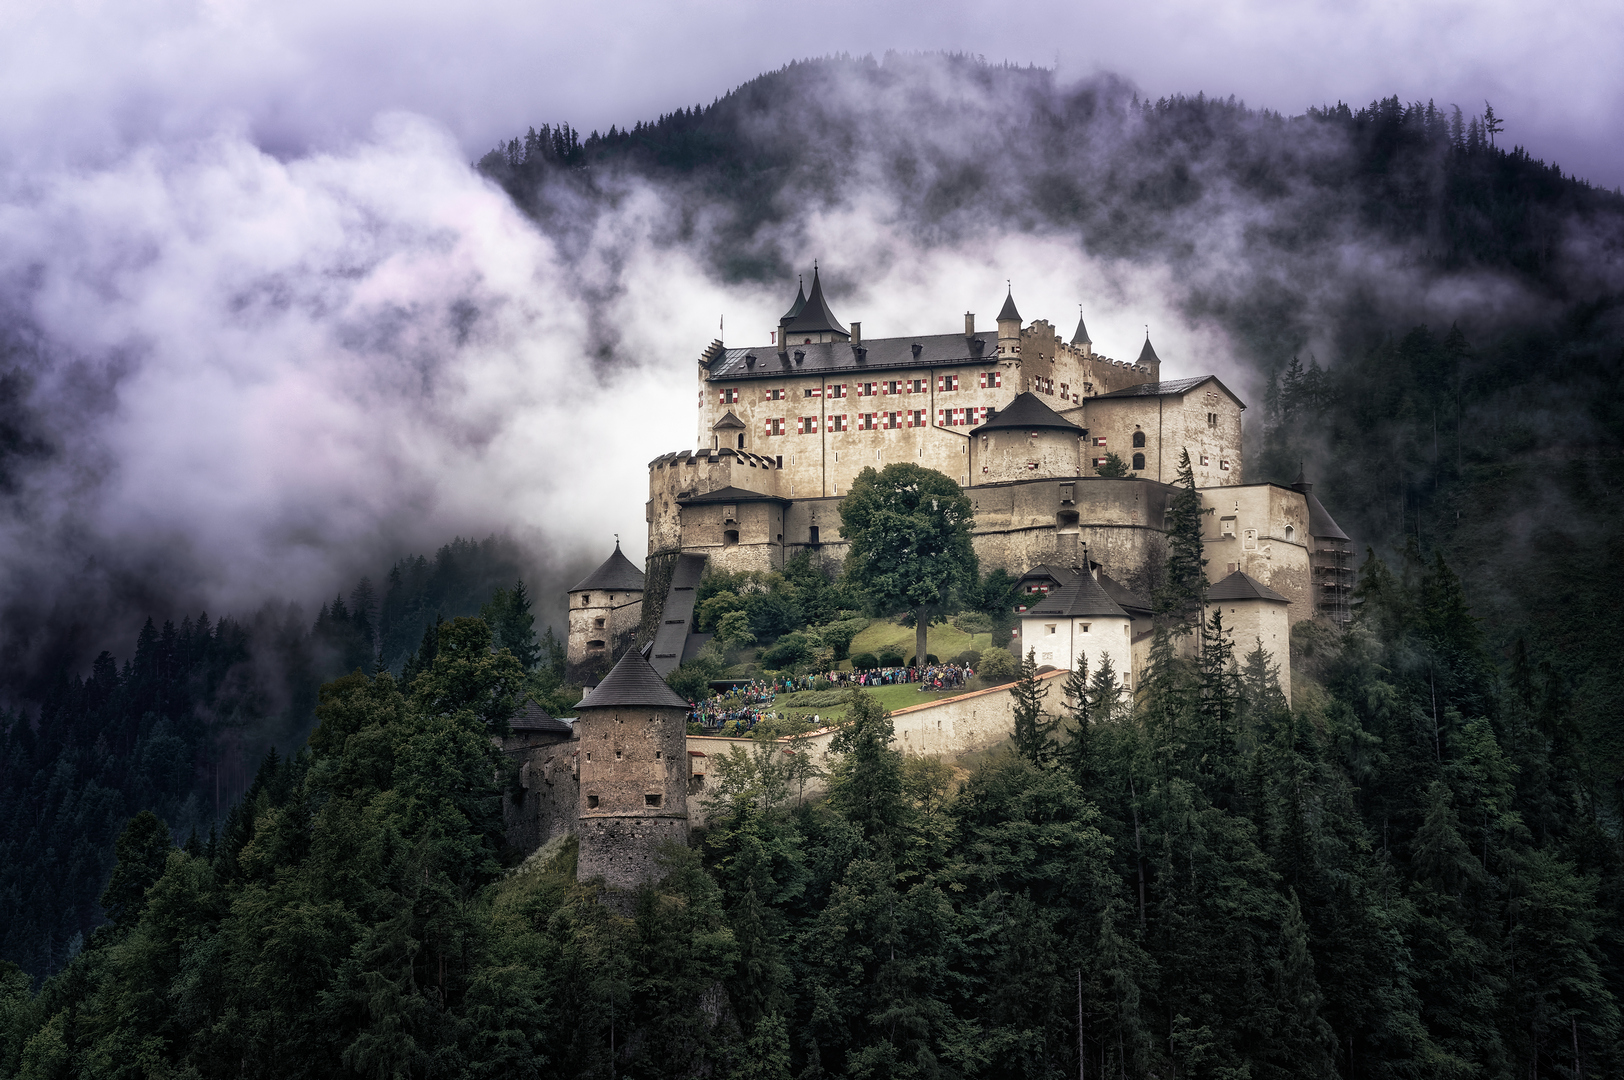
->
[970, 392, 1081, 434]
[712, 411, 746, 430]
[570, 544, 646, 593]
[780, 279, 806, 323]
[997, 290, 1022, 323]
[1097, 571, 1153, 614]
[677, 485, 791, 506]
[1023, 573, 1130, 619]
[1208, 571, 1289, 603]
[1137, 337, 1162, 366]
[1095, 375, 1244, 408]
[510, 699, 573, 735]
[1289, 469, 1350, 540]
[1071, 313, 1091, 346]
[782, 268, 848, 337]
[706, 330, 992, 380]
[577, 649, 692, 710]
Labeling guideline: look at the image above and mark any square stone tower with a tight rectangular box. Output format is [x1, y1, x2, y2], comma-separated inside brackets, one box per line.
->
[572, 650, 692, 892]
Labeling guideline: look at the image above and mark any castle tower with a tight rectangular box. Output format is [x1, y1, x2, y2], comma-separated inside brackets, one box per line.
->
[996, 287, 1023, 386]
[969, 391, 1083, 485]
[1070, 308, 1093, 359]
[566, 541, 646, 683]
[573, 649, 693, 892]
[780, 265, 849, 345]
[776, 275, 806, 349]
[1136, 334, 1162, 382]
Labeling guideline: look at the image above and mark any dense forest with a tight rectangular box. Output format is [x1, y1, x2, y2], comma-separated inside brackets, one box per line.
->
[2, 53, 1623, 1078]
[1, 536, 1619, 1077]
[0, 535, 563, 983]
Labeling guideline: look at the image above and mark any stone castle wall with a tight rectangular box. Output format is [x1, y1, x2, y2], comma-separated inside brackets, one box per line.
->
[575, 704, 690, 892]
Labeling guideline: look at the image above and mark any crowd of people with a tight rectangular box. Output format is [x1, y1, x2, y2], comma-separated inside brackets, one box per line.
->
[685, 661, 979, 735]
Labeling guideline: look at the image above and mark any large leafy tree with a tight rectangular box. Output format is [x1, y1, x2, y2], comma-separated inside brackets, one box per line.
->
[838, 463, 976, 669]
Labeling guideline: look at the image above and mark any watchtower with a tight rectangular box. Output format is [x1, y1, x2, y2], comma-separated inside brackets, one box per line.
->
[573, 650, 692, 892]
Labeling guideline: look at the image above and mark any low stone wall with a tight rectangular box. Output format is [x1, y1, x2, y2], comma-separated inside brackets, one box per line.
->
[683, 671, 1070, 823]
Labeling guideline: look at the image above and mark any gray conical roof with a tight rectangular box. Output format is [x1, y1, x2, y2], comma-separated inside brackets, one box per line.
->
[997, 289, 1022, 324]
[969, 391, 1081, 434]
[780, 277, 806, 324]
[577, 649, 691, 710]
[1208, 571, 1289, 603]
[782, 267, 848, 337]
[1024, 572, 1129, 619]
[1137, 336, 1161, 365]
[1289, 468, 1349, 540]
[1071, 311, 1091, 345]
[569, 543, 645, 593]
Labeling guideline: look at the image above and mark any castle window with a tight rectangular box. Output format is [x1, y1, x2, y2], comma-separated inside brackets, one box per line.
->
[907, 378, 926, 394]
[978, 370, 1002, 388]
[1200, 454, 1209, 466]
[1284, 526, 1296, 542]
[907, 409, 926, 428]
[1220, 459, 1230, 471]
[587, 639, 605, 650]
[1132, 431, 1146, 448]
[765, 417, 786, 436]
[581, 593, 590, 605]
[828, 383, 847, 398]
[719, 387, 739, 404]
[938, 373, 959, 391]
[859, 382, 877, 396]
[1092, 457, 1107, 469]
[587, 795, 598, 808]
[655, 751, 661, 759]
[1079, 623, 1091, 633]
[797, 416, 818, 434]
[809, 526, 820, 544]
[645, 794, 662, 807]
[1132, 453, 1146, 470]
[737, 434, 745, 449]
[723, 529, 739, 547]
[1094, 436, 1107, 447]
[830, 414, 848, 432]
[1208, 412, 1218, 426]
[594, 617, 605, 629]
[1221, 516, 1236, 537]
[767, 388, 786, 401]
[1045, 624, 1057, 636]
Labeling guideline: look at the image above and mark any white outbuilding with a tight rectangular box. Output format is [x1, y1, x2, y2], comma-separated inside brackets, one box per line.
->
[1019, 570, 1136, 689]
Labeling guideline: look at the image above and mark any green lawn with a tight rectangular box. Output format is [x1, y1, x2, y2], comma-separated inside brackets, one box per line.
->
[771, 679, 1006, 726]
[845, 619, 996, 664]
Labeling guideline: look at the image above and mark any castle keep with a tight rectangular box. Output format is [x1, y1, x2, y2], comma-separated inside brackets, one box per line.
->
[521, 269, 1352, 889]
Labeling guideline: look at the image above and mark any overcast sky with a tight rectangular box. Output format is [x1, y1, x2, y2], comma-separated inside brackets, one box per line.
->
[4, 0, 1621, 187]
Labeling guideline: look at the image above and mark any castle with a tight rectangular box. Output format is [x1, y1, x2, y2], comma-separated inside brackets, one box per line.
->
[514, 269, 1354, 890]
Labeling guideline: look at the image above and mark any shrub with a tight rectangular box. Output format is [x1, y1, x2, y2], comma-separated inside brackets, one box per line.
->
[907, 654, 940, 666]
[876, 650, 905, 668]
[951, 611, 993, 634]
[849, 652, 878, 670]
[761, 631, 814, 669]
[978, 647, 1018, 682]
[952, 650, 981, 667]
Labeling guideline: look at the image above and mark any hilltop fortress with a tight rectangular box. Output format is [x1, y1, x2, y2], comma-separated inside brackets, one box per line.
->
[516, 269, 1354, 890]
[578, 268, 1352, 688]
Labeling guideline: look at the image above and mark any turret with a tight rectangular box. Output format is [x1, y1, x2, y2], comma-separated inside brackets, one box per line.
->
[573, 650, 692, 893]
[776, 276, 805, 352]
[566, 541, 646, 683]
[1071, 308, 1093, 358]
[1136, 335, 1162, 382]
[780, 265, 850, 345]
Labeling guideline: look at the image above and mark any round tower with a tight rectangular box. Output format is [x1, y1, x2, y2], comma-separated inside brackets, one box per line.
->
[566, 541, 646, 684]
[573, 649, 692, 892]
[969, 391, 1082, 484]
[996, 287, 1023, 386]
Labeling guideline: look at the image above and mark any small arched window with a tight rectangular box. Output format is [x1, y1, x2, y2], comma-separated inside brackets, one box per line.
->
[1132, 430, 1146, 448]
[1132, 452, 1146, 470]
[1284, 525, 1296, 542]
[737, 434, 746, 449]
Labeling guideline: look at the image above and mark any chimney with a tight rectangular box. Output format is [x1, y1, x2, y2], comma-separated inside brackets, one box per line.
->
[850, 321, 861, 345]
[965, 312, 975, 337]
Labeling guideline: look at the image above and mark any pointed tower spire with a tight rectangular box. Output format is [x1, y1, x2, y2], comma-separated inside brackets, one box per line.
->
[996, 285, 1022, 325]
[1070, 306, 1091, 347]
[782, 265, 849, 340]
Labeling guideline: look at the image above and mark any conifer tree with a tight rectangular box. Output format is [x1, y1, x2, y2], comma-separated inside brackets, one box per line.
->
[1155, 448, 1209, 635]
[1011, 647, 1058, 766]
